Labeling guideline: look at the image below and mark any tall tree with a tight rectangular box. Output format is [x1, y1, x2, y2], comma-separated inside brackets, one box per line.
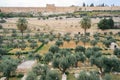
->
[83, 2, 86, 7]
[80, 16, 91, 36]
[17, 18, 28, 47]
[80, 16, 91, 47]
[90, 3, 94, 7]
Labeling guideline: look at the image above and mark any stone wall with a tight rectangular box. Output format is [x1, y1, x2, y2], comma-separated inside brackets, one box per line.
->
[0, 4, 120, 13]
[80, 6, 120, 11]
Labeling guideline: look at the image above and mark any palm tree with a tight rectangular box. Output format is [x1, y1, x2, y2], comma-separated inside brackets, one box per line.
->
[80, 16, 91, 47]
[80, 16, 91, 36]
[17, 18, 28, 43]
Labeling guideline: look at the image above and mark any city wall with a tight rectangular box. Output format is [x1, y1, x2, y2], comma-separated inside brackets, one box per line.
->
[0, 4, 120, 13]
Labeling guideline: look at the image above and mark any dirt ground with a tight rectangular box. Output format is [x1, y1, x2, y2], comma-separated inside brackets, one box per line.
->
[2, 17, 120, 36]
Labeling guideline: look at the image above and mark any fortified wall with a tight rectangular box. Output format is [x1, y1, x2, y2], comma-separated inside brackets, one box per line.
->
[0, 4, 120, 13]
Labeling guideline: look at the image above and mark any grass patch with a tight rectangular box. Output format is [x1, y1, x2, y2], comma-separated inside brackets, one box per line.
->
[111, 74, 120, 80]
[38, 43, 51, 54]
[67, 73, 76, 80]
[34, 43, 44, 53]
[9, 77, 21, 80]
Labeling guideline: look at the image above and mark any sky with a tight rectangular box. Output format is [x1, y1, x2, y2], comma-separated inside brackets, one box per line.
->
[0, 0, 120, 7]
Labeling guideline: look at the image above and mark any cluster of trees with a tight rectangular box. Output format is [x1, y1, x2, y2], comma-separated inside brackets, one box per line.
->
[83, 3, 96, 7]
[77, 71, 113, 80]
[91, 54, 120, 75]
[0, 58, 19, 80]
[24, 44, 120, 80]
[0, 12, 33, 18]
[1, 15, 120, 80]
[26, 63, 60, 80]
[98, 18, 114, 30]
[44, 44, 120, 74]
[1, 16, 117, 52]
[82, 2, 112, 7]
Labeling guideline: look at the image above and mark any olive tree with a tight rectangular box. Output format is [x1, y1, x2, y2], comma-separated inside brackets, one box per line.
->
[49, 45, 59, 54]
[55, 39, 63, 47]
[75, 52, 86, 67]
[91, 56, 120, 75]
[32, 63, 48, 80]
[44, 52, 53, 64]
[52, 49, 73, 73]
[52, 57, 71, 73]
[26, 71, 37, 80]
[0, 58, 18, 80]
[75, 45, 86, 53]
[90, 40, 98, 46]
[34, 54, 42, 62]
[77, 71, 100, 80]
[46, 70, 60, 80]
[114, 48, 120, 57]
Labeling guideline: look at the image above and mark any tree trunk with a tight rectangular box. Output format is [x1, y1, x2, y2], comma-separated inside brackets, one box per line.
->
[84, 29, 86, 48]
[22, 32, 23, 43]
[18, 55, 20, 59]
[59, 67, 67, 74]
[21, 32, 24, 50]
[7, 77, 9, 80]
[62, 68, 66, 74]
[84, 29, 86, 37]
[75, 62, 78, 68]
[6, 71, 10, 80]
[99, 67, 105, 76]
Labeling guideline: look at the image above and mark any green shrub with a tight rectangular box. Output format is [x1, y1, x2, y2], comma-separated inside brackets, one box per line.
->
[65, 71, 69, 75]
[114, 48, 120, 57]
[17, 73, 24, 78]
[0, 19, 6, 23]
[11, 33, 17, 37]
[98, 18, 114, 30]
[77, 71, 100, 80]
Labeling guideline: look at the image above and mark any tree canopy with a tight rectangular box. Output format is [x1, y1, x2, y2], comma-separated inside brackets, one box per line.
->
[98, 18, 114, 30]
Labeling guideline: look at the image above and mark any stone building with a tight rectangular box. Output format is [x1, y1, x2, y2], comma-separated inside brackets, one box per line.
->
[110, 42, 119, 50]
